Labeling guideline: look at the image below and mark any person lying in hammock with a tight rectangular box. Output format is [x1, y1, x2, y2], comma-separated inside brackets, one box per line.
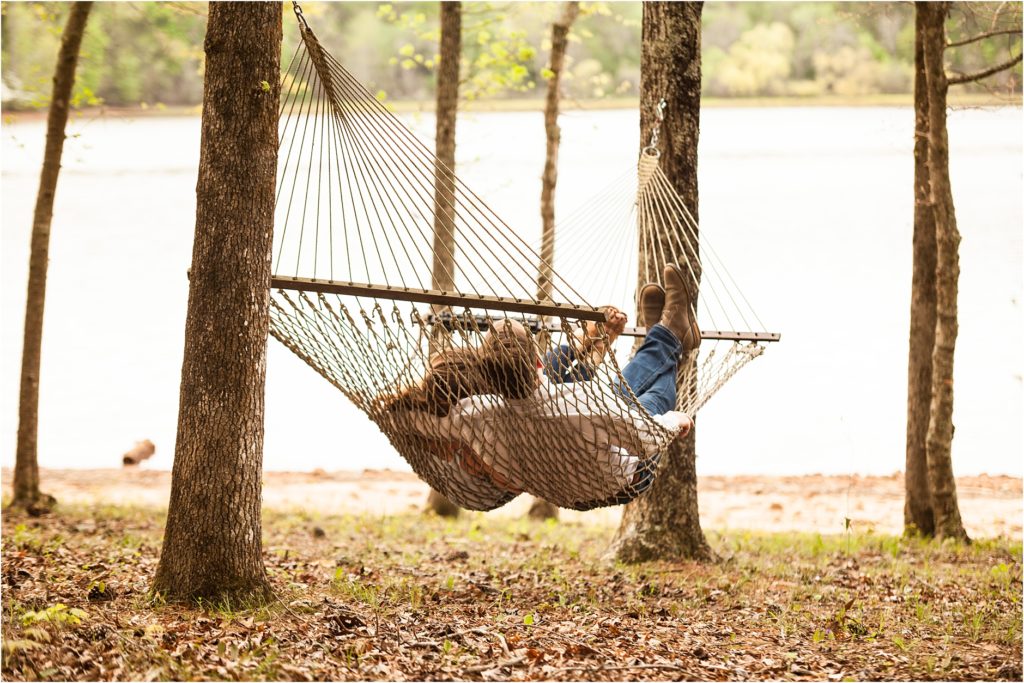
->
[380, 264, 700, 511]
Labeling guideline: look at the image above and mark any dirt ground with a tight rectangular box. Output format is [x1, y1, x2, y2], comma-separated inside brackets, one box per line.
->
[2, 497, 1021, 681]
[11, 468, 1021, 539]
[2, 469, 1021, 681]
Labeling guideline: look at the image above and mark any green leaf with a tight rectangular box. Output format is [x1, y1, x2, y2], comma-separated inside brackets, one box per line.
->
[523, 613, 534, 625]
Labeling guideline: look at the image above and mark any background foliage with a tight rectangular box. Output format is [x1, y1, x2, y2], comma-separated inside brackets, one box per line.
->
[1, 2, 1021, 108]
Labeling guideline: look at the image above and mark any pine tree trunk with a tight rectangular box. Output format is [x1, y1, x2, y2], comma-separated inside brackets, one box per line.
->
[425, 0, 463, 519]
[608, 1, 714, 564]
[918, 1, 969, 543]
[904, 5, 937, 537]
[152, 1, 282, 602]
[527, 1, 580, 523]
[11, 2, 93, 513]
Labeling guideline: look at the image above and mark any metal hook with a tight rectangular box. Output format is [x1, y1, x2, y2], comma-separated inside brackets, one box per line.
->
[648, 97, 668, 151]
[292, 1, 309, 30]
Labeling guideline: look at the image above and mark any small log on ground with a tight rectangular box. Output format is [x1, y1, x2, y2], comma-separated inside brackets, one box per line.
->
[122, 440, 156, 466]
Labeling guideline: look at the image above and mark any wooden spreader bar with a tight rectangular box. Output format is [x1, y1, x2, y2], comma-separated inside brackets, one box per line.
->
[619, 327, 781, 342]
[271, 276, 609, 322]
[422, 312, 781, 343]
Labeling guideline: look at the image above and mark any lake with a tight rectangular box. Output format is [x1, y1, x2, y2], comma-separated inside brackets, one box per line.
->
[2, 105, 1021, 476]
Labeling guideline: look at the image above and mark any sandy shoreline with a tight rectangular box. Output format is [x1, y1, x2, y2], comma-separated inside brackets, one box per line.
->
[4, 468, 1019, 540]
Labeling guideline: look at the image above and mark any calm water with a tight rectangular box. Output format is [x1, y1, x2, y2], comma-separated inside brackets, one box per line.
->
[2, 106, 1021, 476]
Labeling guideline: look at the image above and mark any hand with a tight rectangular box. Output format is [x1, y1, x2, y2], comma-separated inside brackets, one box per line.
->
[664, 411, 693, 438]
[597, 305, 628, 340]
[579, 306, 628, 356]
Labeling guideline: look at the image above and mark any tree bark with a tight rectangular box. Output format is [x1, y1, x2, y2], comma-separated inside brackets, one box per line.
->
[527, 1, 580, 523]
[904, 6, 937, 537]
[425, 0, 463, 519]
[426, 488, 461, 518]
[11, 1, 93, 513]
[536, 1, 579, 303]
[152, 1, 282, 602]
[528, 497, 559, 521]
[607, 1, 715, 563]
[918, 1, 969, 543]
[430, 0, 461, 296]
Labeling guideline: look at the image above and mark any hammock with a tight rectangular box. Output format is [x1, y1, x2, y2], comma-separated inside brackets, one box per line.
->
[269, 7, 779, 511]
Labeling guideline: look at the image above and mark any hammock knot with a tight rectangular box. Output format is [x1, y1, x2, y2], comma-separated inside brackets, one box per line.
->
[637, 152, 659, 196]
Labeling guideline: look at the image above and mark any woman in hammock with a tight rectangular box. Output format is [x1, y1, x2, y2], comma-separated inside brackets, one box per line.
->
[381, 264, 700, 510]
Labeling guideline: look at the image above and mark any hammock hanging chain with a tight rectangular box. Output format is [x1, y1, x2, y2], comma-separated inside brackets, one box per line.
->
[292, 0, 309, 31]
[644, 98, 668, 157]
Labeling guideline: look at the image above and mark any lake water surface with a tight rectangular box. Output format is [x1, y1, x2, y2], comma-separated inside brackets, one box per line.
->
[2, 106, 1021, 476]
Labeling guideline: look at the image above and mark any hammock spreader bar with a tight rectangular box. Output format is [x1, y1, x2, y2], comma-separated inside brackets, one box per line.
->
[271, 276, 610, 322]
[420, 311, 780, 342]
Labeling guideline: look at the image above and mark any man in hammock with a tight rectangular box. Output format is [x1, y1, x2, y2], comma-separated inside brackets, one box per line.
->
[382, 264, 699, 510]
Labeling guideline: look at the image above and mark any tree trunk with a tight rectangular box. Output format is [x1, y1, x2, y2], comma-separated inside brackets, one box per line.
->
[430, 0, 461, 296]
[426, 488, 461, 518]
[10, 1, 93, 514]
[425, 0, 463, 519]
[918, 1, 969, 543]
[904, 6, 937, 537]
[536, 1, 579, 302]
[607, 1, 714, 564]
[152, 1, 282, 603]
[527, 1, 580, 523]
[527, 497, 559, 521]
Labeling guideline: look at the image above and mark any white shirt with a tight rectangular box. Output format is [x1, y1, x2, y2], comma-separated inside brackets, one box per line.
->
[397, 376, 679, 508]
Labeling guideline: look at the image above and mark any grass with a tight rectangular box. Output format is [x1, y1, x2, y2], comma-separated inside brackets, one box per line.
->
[1, 502, 1020, 681]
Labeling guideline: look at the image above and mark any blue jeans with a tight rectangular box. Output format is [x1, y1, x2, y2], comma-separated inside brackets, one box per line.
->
[543, 324, 682, 510]
[543, 323, 680, 415]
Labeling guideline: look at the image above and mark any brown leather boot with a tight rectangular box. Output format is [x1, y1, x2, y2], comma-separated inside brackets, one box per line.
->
[659, 264, 701, 353]
[639, 283, 666, 329]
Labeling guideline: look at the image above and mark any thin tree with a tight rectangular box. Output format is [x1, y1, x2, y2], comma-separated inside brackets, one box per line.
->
[528, 1, 581, 523]
[904, 1, 1021, 540]
[152, 2, 281, 602]
[903, 4, 938, 537]
[607, 1, 714, 563]
[10, 2, 93, 514]
[425, 0, 464, 518]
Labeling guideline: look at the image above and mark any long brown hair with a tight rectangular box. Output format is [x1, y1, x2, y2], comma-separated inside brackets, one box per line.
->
[381, 319, 540, 416]
[479, 319, 539, 400]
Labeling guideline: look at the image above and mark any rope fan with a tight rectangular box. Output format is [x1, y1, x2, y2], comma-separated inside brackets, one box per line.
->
[269, 6, 780, 512]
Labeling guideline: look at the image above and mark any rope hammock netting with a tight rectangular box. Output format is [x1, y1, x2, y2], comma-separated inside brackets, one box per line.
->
[269, 8, 779, 511]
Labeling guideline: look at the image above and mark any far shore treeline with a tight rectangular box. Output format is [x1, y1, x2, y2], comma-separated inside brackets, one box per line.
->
[2, 2, 1021, 112]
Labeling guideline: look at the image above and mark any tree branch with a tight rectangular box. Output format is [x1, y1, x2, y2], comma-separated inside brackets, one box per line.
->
[990, 2, 1008, 31]
[945, 27, 1022, 49]
[947, 51, 1023, 85]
